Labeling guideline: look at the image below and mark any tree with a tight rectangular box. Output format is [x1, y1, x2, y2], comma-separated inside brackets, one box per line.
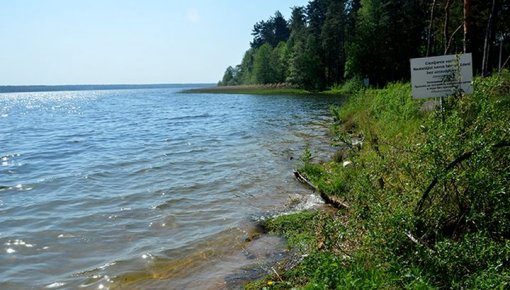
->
[219, 66, 239, 86]
[273, 11, 291, 46]
[250, 11, 290, 49]
[307, 0, 331, 38]
[305, 0, 331, 88]
[238, 49, 256, 84]
[463, 0, 472, 53]
[426, 0, 437, 56]
[345, 0, 390, 85]
[288, 6, 307, 49]
[251, 20, 271, 49]
[289, 6, 307, 33]
[346, 0, 426, 85]
[253, 43, 275, 84]
[288, 34, 326, 90]
[220, 0, 510, 89]
[272, 42, 290, 83]
[287, 6, 310, 86]
[386, 0, 426, 80]
[482, 0, 498, 76]
[321, 0, 347, 84]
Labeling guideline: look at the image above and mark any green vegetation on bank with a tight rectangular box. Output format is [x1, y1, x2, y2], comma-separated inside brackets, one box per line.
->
[220, 0, 509, 91]
[247, 72, 510, 289]
[182, 84, 312, 96]
[182, 78, 364, 96]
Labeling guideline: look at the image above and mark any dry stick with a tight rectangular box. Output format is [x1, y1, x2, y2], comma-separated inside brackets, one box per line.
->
[407, 235, 434, 253]
[445, 24, 463, 55]
[405, 231, 434, 253]
[502, 54, 510, 71]
[271, 267, 284, 282]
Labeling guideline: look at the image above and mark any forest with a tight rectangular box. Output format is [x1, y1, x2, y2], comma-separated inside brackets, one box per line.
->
[219, 0, 510, 90]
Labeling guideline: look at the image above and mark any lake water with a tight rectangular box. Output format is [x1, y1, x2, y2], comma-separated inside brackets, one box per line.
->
[0, 86, 341, 289]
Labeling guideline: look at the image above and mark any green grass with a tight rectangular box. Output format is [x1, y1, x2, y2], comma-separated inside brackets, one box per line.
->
[246, 72, 510, 289]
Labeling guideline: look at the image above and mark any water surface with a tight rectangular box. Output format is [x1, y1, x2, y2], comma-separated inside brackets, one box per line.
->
[0, 86, 341, 289]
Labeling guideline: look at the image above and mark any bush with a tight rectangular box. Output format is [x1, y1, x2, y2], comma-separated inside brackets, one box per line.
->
[330, 77, 365, 95]
[254, 74, 510, 289]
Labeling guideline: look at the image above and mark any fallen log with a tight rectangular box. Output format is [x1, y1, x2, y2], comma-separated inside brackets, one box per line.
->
[293, 170, 350, 209]
[293, 170, 318, 191]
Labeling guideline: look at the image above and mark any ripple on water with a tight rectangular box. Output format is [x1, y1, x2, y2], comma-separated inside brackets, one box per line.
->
[0, 88, 342, 288]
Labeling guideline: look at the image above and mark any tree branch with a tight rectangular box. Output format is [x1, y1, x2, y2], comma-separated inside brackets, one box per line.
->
[415, 141, 510, 214]
[445, 24, 463, 55]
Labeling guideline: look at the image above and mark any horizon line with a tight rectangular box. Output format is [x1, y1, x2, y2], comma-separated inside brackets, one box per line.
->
[0, 83, 216, 94]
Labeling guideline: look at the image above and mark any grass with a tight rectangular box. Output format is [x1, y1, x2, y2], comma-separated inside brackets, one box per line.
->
[246, 72, 510, 289]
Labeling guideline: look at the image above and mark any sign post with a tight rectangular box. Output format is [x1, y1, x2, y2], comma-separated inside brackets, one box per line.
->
[410, 53, 473, 99]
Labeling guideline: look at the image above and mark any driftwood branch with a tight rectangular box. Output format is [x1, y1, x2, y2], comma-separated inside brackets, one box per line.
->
[293, 170, 350, 209]
[293, 170, 318, 191]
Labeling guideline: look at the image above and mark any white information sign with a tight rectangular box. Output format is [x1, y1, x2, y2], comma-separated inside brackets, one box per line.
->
[410, 53, 473, 99]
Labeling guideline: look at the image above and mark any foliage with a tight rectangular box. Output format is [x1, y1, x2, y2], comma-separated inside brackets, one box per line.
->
[220, 66, 240, 86]
[221, 0, 509, 89]
[183, 85, 327, 96]
[251, 11, 290, 49]
[253, 43, 276, 84]
[248, 74, 510, 289]
[272, 42, 289, 84]
[321, 0, 347, 85]
[332, 77, 365, 95]
[415, 76, 510, 242]
[263, 210, 322, 253]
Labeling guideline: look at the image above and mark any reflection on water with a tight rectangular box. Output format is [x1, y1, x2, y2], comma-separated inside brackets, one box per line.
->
[0, 87, 342, 289]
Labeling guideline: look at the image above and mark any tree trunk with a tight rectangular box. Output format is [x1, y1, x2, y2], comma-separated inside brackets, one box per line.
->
[463, 0, 472, 53]
[426, 0, 437, 56]
[482, 0, 498, 77]
[444, 0, 451, 54]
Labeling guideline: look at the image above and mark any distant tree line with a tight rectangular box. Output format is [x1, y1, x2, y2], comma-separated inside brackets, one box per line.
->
[219, 0, 510, 90]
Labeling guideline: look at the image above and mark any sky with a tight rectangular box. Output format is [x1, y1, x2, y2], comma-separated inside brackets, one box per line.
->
[0, 0, 310, 85]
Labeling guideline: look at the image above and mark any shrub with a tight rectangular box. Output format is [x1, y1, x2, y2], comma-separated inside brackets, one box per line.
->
[255, 74, 510, 289]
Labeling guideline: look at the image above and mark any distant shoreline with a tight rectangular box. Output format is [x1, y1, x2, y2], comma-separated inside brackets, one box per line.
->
[0, 83, 214, 94]
[182, 84, 329, 96]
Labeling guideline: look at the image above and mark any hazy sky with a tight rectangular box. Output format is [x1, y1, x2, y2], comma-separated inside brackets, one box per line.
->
[0, 0, 310, 85]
